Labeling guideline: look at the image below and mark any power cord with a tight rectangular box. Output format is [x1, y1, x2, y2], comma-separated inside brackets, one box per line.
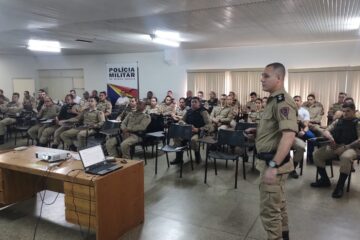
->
[67, 169, 97, 239]
[32, 165, 57, 240]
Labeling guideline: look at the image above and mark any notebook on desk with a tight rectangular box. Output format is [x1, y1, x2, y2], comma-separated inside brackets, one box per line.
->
[79, 145, 122, 175]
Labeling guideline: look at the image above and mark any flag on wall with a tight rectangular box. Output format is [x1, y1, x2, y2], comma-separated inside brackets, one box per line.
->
[106, 62, 139, 104]
[107, 84, 138, 105]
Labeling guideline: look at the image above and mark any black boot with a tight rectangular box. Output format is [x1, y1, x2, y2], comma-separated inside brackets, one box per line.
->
[282, 231, 289, 240]
[311, 167, 331, 188]
[332, 173, 348, 198]
[0, 135, 4, 145]
[39, 143, 47, 147]
[289, 162, 299, 179]
[51, 144, 58, 149]
[69, 144, 77, 152]
[170, 152, 183, 165]
[195, 151, 202, 164]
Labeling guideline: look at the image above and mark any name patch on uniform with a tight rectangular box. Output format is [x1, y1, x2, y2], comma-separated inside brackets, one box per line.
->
[280, 107, 290, 119]
[276, 94, 285, 103]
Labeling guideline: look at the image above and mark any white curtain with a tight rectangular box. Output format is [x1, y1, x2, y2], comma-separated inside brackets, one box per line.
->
[288, 69, 347, 126]
[187, 72, 226, 99]
[346, 70, 360, 109]
[230, 70, 267, 104]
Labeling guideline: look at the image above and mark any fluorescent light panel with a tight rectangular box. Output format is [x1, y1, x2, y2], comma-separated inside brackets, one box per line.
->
[149, 30, 181, 47]
[154, 30, 180, 41]
[27, 39, 61, 52]
[152, 37, 180, 47]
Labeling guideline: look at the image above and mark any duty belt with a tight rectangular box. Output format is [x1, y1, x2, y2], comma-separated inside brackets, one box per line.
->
[257, 152, 291, 167]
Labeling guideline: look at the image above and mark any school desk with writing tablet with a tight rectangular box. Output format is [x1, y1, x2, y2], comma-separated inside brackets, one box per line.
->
[0, 146, 144, 240]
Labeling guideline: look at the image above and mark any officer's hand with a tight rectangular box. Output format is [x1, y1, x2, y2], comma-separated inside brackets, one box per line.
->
[298, 130, 305, 137]
[244, 128, 257, 139]
[263, 167, 277, 185]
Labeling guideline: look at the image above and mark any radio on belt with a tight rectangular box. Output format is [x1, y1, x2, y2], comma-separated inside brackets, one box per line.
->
[35, 149, 70, 162]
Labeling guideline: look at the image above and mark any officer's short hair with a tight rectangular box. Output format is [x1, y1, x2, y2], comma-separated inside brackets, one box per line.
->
[250, 92, 257, 97]
[293, 95, 302, 100]
[99, 91, 107, 96]
[191, 96, 200, 102]
[255, 98, 262, 102]
[13, 92, 20, 98]
[342, 102, 355, 110]
[65, 94, 74, 100]
[344, 97, 354, 103]
[151, 96, 158, 102]
[307, 94, 315, 99]
[339, 92, 347, 96]
[266, 62, 286, 79]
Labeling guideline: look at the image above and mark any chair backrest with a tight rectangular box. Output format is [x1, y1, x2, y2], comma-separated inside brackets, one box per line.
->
[235, 122, 258, 131]
[217, 129, 245, 147]
[168, 123, 192, 141]
[146, 114, 165, 133]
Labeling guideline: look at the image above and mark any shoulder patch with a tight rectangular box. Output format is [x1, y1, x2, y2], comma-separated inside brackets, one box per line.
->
[280, 107, 290, 119]
[276, 94, 285, 103]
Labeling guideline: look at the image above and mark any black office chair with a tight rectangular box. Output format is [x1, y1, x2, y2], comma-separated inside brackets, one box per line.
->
[158, 123, 193, 178]
[205, 129, 246, 188]
[235, 122, 257, 170]
[130, 114, 165, 165]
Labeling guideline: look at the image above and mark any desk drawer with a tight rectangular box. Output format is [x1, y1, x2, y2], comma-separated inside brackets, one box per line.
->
[65, 209, 96, 230]
[0, 192, 4, 204]
[64, 182, 95, 200]
[65, 195, 96, 216]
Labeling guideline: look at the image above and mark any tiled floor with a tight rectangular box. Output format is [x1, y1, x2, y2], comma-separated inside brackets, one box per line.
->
[1, 138, 360, 240]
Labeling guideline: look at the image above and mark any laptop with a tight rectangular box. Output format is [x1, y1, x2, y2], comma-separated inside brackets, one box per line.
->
[79, 145, 122, 175]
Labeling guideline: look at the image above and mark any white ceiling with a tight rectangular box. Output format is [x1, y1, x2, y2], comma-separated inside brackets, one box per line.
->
[1, 0, 360, 55]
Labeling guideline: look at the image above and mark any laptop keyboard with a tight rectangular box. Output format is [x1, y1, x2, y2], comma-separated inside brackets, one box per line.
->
[90, 163, 116, 173]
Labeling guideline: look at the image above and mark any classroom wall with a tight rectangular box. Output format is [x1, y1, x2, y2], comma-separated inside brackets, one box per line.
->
[1, 40, 359, 102]
[0, 55, 38, 98]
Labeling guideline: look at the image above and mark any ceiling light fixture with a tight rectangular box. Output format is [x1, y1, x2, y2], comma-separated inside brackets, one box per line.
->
[345, 17, 360, 30]
[27, 39, 61, 53]
[148, 30, 181, 47]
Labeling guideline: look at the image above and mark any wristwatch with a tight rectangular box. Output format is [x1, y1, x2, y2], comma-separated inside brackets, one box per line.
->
[268, 160, 278, 168]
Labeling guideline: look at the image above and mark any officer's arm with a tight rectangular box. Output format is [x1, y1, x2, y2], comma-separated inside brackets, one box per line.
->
[121, 114, 130, 130]
[105, 102, 112, 117]
[322, 120, 337, 142]
[273, 131, 296, 166]
[346, 122, 360, 149]
[130, 115, 151, 132]
[201, 110, 214, 133]
[274, 100, 298, 165]
[179, 111, 187, 124]
[94, 111, 105, 128]
[220, 109, 233, 125]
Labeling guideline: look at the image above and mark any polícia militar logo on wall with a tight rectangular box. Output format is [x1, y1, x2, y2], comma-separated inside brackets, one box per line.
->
[107, 64, 137, 81]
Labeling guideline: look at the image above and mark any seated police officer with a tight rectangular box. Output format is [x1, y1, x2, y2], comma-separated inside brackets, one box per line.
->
[210, 94, 233, 130]
[105, 101, 150, 158]
[171, 97, 213, 164]
[311, 102, 360, 198]
[60, 96, 105, 151]
[28, 96, 60, 146]
[0, 92, 23, 144]
[51, 94, 80, 148]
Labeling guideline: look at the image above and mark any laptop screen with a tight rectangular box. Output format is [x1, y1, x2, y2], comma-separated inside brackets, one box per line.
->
[79, 145, 105, 168]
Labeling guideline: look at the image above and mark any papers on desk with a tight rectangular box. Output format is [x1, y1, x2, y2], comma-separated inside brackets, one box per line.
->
[108, 119, 121, 123]
[71, 153, 81, 161]
[40, 119, 54, 124]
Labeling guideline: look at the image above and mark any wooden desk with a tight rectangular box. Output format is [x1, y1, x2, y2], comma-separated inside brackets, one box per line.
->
[0, 146, 144, 240]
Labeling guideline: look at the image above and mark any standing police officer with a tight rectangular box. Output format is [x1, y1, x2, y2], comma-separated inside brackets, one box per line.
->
[246, 63, 297, 240]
